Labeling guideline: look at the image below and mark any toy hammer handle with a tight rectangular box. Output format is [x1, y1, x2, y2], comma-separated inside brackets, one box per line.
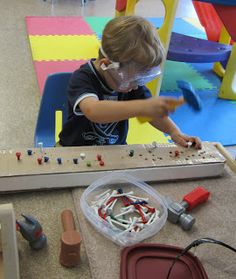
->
[183, 187, 210, 211]
[166, 98, 185, 110]
[61, 209, 76, 232]
[60, 209, 81, 268]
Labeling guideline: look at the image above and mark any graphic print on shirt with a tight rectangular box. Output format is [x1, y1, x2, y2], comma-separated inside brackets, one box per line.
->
[81, 92, 120, 145]
[82, 122, 119, 145]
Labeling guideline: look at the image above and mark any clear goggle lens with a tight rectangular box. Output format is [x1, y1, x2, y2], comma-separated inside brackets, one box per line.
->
[100, 47, 162, 91]
[101, 62, 161, 90]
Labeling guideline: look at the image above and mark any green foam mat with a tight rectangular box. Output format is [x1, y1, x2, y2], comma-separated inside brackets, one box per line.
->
[84, 17, 111, 36]
[161, 61, 216, 92]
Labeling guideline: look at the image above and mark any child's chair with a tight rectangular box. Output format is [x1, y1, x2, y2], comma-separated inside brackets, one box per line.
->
[34, 72, 72, 147]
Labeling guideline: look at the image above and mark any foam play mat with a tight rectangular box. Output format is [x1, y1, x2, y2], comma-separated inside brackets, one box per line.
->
[160, 81, 236, 146]
[26, 16, 236, 146]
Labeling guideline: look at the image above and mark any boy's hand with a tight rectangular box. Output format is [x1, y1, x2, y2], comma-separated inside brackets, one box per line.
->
[144, 97, 176, 118]
[170, 132, 202, 149]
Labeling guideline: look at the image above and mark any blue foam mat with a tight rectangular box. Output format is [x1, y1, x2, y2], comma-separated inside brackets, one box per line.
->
[189, 63, 222, 88]
[160, 84, 236, 146]
[161, 60, 236, 146]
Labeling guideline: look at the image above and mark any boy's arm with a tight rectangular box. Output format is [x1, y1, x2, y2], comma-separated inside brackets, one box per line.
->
[79, 96, 172, 123]
[150, 117, 201, 149]
[150, 116, 180, 136]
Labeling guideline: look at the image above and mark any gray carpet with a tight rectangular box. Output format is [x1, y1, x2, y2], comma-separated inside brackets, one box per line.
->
[0, 189, 91, 279]
[72, 166, 236, 279]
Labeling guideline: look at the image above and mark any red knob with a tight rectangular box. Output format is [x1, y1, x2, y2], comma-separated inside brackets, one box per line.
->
[37, 157, 43, 165]
[16, 152, 21, 160]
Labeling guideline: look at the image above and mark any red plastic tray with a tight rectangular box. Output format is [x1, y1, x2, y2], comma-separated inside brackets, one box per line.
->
[120, 243, 208, 279]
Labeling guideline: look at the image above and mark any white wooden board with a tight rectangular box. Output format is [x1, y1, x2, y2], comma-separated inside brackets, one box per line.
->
[0, 142, 226, 192]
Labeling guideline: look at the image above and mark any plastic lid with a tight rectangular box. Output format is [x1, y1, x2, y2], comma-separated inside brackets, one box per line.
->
[120, 243, 208, 279]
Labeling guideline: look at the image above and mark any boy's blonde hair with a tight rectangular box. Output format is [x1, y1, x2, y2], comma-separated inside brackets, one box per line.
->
[100, 16, 165, 71]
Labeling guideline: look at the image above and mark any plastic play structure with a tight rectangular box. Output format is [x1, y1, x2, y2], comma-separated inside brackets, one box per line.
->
[192, 1, 231, 43]
[115, 0, 236, 101]
[192, 1, 236, 93]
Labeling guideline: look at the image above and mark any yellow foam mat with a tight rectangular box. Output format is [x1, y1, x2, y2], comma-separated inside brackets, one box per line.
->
[127, 118, 169, 144]
[29, 35, 100, 61]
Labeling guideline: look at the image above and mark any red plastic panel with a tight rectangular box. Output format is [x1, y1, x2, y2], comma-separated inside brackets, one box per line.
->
[213, 4, 236, 41]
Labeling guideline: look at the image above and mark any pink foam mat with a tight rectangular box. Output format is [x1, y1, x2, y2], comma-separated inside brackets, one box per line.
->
[25, 16, 94, 35]
[34, 60, 87, 94]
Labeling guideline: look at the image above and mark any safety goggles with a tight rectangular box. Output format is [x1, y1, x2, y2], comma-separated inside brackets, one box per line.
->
[100, 47, 162, 91]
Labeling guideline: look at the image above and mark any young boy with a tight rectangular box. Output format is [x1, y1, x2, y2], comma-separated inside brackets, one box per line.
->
[59, 16, 201, 148]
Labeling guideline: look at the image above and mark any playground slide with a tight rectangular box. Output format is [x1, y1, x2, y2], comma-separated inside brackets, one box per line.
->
[193, 1, 235, 44]
[192, 1, 223, 42]
[213, 4, 236, 41]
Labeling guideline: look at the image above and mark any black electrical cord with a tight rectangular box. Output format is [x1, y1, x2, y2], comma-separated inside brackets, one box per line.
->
[166, 237, 236, 279]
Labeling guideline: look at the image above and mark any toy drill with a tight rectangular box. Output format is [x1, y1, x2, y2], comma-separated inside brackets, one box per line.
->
[16, 214, 47, 250]
[165, 187, 210, 231]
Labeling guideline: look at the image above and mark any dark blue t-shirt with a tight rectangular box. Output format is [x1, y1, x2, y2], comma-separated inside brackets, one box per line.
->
[59, 59, 152, 146]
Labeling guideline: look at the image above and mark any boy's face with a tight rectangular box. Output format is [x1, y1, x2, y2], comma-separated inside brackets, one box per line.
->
[99, 59, 161, 93]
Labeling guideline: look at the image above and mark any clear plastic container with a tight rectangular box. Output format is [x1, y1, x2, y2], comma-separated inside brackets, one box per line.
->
[80, 173, 167, 246]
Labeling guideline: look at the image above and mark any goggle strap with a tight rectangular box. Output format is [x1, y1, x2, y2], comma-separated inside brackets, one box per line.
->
[100, 46, 108, 58]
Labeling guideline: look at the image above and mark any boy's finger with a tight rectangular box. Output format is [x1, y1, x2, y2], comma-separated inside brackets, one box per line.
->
[188, 137, 202, 149]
